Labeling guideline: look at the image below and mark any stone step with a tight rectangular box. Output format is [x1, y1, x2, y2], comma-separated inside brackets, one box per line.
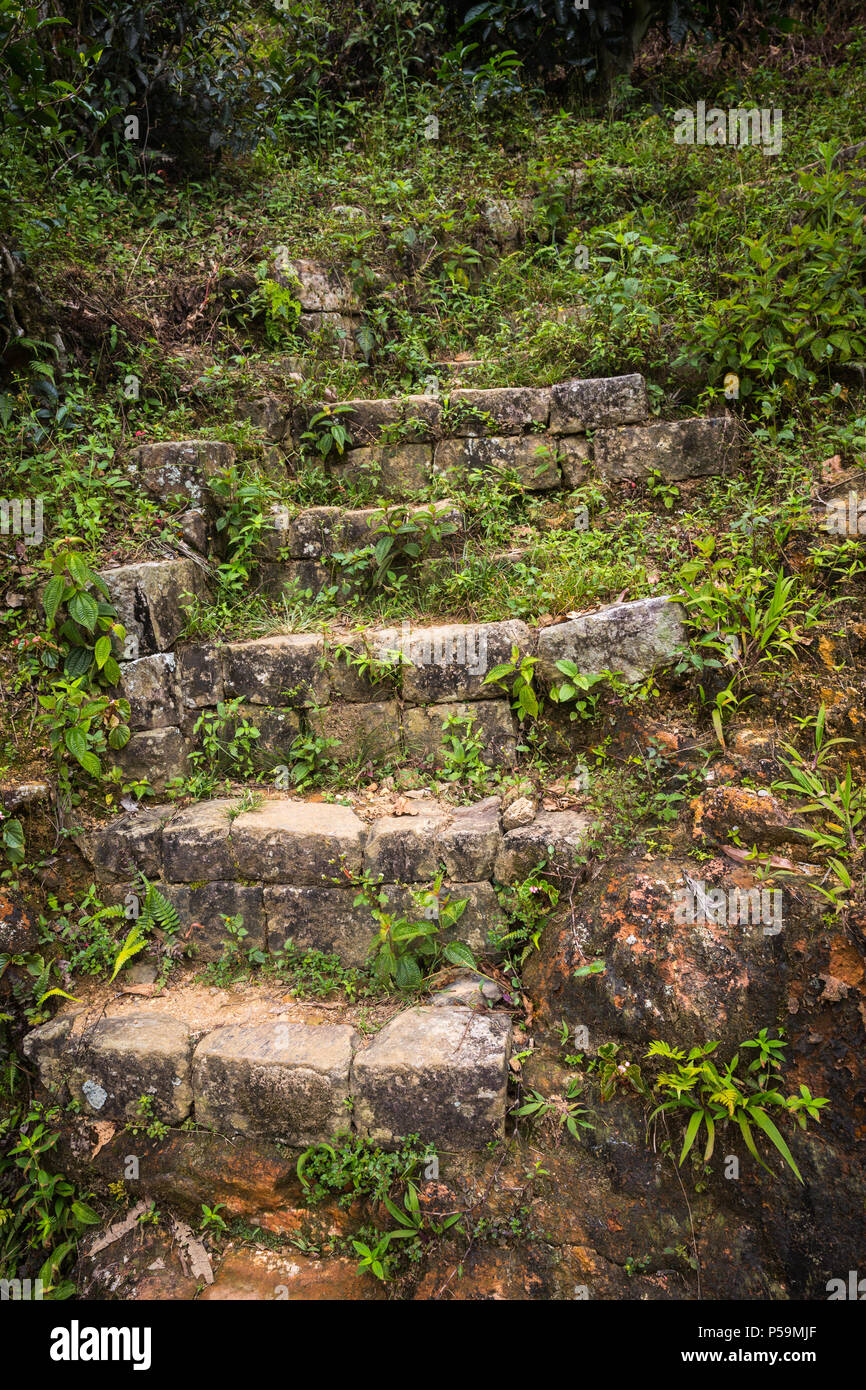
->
[23, 998, 513, 1151]
[80, 794, 593, 964]
[104, 599, 686, 787]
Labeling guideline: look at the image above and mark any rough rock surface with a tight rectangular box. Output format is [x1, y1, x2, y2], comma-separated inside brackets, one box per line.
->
[352, 1006, 512, 1149]
[192, 1021, 357, 1143]
[537, 596, 686, 684]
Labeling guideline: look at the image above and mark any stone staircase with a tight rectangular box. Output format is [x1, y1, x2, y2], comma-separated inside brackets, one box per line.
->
[24, 372, 736, 1157]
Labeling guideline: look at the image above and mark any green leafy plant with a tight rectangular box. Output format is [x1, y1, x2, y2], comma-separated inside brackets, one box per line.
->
[37, 680, 131, 788]
[548, 663, 613, 720]
[360, 873, 472, 990]
[645, 1036, 829, 1182]
[514, 1080, 594, 1140]
[0, 1099, 100, 1299]
[483, 644, 540, 720]
[300, 404, 354, 460]
[439, 711, 488, 789]
[38, 543, 126, 689]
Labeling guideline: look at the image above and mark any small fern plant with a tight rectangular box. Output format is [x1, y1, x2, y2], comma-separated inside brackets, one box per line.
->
[109, 882, 181, 982]
[645, 1036, 829, 1183]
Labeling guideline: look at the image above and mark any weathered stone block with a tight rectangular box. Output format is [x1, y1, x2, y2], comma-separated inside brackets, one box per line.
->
[162, 799, 238, 882]
[327, 633, 403, 703]
[336, 444, 432, 497]
[115, 727, 190, 792]
[549, 374, 648, 433]
[308, 701, 401, 765]
[239, 396, 290, 441]
[27, 1014, 195, 1123]
[119, 653, 180, 730]
[129, 440, 235, 507]
[399, 619, 532, 704]
[593, 417, 738, 481]
[536, 596, 686, 685]
[176, 644, 225, 711]
[304, 395, 441, 447]
[230, 799, 365, 883]
[352, 1006, 511, 1149]
[494, 810, 593, 883]
[557, 435, 592, 488]
[278, 259, 359, 313]
[84, 804, 175, 881]
[433, 435, 560, 491]
[403, 700, 517, 770]
[237, 706, 302, 770]
[224, 635, 328, 707]
[265, 885, 376, 966]
[21, 1015, 76, 1092]
[363, 804, 450, 882]
[160, 883, 266, 963]
[101, 559, 211, 658]
[192, 1021, 357, 1143]
[434, 797, 503, 880]
[259, 560, 332, 597]
[448, 387, 550, 436]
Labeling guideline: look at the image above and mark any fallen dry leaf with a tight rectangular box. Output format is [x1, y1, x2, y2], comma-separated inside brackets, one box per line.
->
[90, 1121, 116, 1158]
[89, 1201, 151, 1254]
[172, 1218, 214, 1285]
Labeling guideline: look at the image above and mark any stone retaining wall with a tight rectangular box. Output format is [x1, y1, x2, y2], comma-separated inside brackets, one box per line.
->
[81, 794, 593, 964]
[23, 1001, 513, 1150]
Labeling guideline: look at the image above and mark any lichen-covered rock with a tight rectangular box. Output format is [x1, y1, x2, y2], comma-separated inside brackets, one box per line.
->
[522, 857, 785, 1050]
[593, 417, 738, 481]
[433, 435, 560, 491]
[448, 387, 550, 436]
[537, 596, 686, 684]
[336, 444, 433, 497]
[230, 799, 365, 883]
[277, 258, 359, 314]
[549, 374, 648, 433]
[434, 797, 502, 880]
[24, 1014, 194, 1123]
[403, 699, 517, 770]
[83, 803, 175, 881]
[101, 559, 211, 658]
[494, 810, 593, 883]
[115, 726, 190, 792]
[162, 799, 238, 882]
[160, 883, 266, 962]
[363, 804, 450, 882]
[398, 619, 532, 704]
[308, 701, 401, 765]
[129, 440, 235, 507]
[690, 786, 809, 850]
[192, 1021, 357, 1143]
[352, 1006, 511, 1149]
[224, 635, 328, 707]
[176, 644, 225, 711]
[118, 653, 180, 730]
